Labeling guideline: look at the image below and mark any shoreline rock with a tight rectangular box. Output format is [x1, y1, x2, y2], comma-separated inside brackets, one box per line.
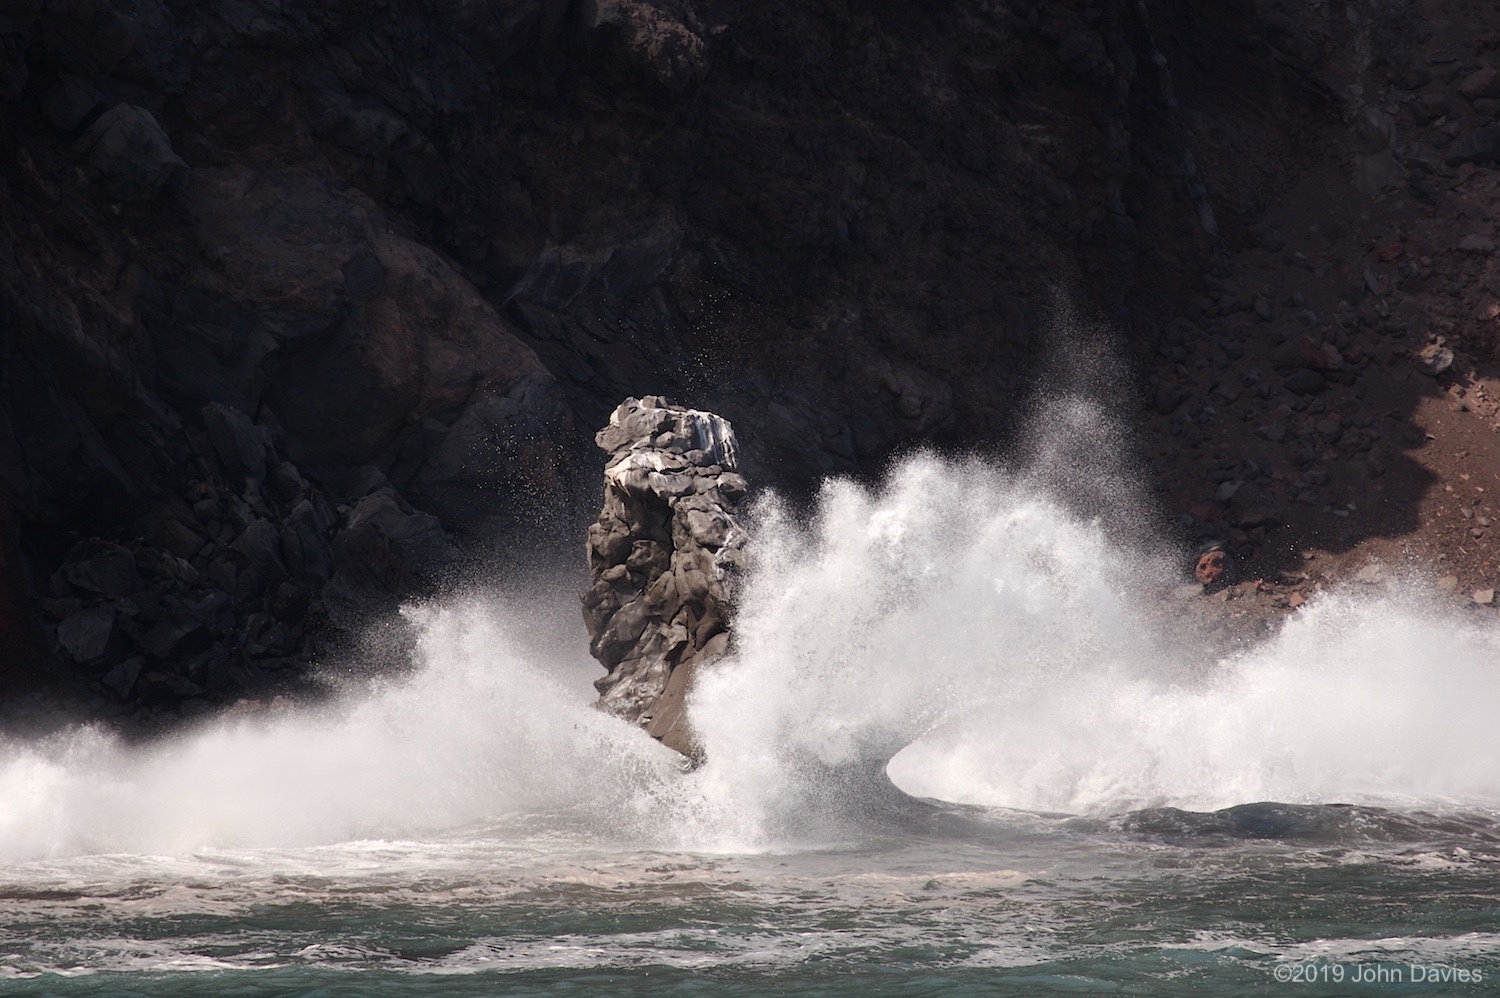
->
[581, 397, 747, 756]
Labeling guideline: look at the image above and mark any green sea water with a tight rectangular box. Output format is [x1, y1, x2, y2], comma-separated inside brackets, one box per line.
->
[2, 806, 1497, 996]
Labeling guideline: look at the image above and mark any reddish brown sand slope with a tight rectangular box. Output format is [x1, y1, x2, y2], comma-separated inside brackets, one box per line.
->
[1138, 0, 1500, 620]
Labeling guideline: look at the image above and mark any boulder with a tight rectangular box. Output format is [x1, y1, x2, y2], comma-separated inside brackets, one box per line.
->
[56, 606, 121, 665]
[1445, 124, 1500, 166]
[42, 75, 104, 133]
[144, 512, 207, 559]
[139, 611, 211, 660]
[343, 490, 449, 573]
[1194, 545, 1236, 588]
[1416, 342, 1455, 377]
[231, 518, 287, 594]
[280, 499, 335, 582]
[325, 489, 447, 600]
[328, 521, 408, 597]
[1282, 368, 1326, 395]
[1353, 105, 1395, 155]
[266, 461, 311, 505]
[411, 372, 577, 526]
[1459, 64, 1500, 100]
[577, 0, 709, 95]
[202, 403, 273, 484]
[60, 547, 142, 598]
[101, 657, 143, 699]
[581, 397, 748, 756]
[182, 588, 234, 634]
[1459, 234, 1496, 256]
[71, 103, 187, 201]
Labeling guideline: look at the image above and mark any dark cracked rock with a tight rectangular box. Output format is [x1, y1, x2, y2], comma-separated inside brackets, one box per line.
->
[582, 397, 748, 756]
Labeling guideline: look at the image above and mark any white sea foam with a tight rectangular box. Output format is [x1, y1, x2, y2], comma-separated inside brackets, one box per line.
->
[0, 602, 681, 862]
[686, 449, 1500, 827]
[887, 582, 1500, 813]
[2, 413, 1500, 862]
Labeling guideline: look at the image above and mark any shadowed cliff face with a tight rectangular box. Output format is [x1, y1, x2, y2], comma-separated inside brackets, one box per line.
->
[0, 0, 1402, 716]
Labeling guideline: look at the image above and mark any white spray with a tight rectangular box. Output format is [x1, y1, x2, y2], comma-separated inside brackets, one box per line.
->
[1, 401, 1499, 861]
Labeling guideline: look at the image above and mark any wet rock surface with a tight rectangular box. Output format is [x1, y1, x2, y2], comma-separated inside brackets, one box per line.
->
[582, 397, 746, 756]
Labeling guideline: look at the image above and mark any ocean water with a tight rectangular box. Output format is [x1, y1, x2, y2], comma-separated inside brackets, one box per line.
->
[3, 435, 1499, 995]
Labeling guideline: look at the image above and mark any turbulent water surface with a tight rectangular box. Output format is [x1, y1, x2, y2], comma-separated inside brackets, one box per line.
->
[3, 446, 1499, 996]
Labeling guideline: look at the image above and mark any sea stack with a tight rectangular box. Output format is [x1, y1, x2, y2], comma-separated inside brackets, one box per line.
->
[581, 397, 748, 756]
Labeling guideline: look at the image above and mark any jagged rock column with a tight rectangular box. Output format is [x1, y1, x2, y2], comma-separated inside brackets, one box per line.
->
[582, 397, 747, 756]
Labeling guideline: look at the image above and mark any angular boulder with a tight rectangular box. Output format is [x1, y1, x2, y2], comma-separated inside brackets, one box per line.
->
[57, 606, 121, 666]
[202, 403, 273, 485]
[582, 396, 747, 756]
[324, 489, 449, 603]
[72, 103, 187, 201]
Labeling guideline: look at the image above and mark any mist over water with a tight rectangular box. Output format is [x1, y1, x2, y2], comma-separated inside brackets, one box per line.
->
[887, 573, 1500, 814]
[0, 602, 681, 862]
[696, 441, 1500, 825]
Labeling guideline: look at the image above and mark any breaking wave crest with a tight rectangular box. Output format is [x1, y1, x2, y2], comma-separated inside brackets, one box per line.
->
[700, 452, 1500, 819]
[2, 442, 1499, 862]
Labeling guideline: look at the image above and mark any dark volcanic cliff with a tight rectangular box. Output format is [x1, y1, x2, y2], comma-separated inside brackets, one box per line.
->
[0, 0, 1431, 716]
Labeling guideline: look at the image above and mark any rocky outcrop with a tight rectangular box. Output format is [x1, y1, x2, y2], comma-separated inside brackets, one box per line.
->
[582, 397, 746, 756]
[30, 398, 455, 715]
[0, 97, 580, 716]
[0, 0, 1429, 718]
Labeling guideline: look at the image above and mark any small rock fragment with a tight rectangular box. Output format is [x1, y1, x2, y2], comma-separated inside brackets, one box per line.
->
[1194, 546, 1234, 587]
[1459, 64, 1500, 100]
[1416, 343, 1455, 377]
[1459, 233, 1496, 255]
